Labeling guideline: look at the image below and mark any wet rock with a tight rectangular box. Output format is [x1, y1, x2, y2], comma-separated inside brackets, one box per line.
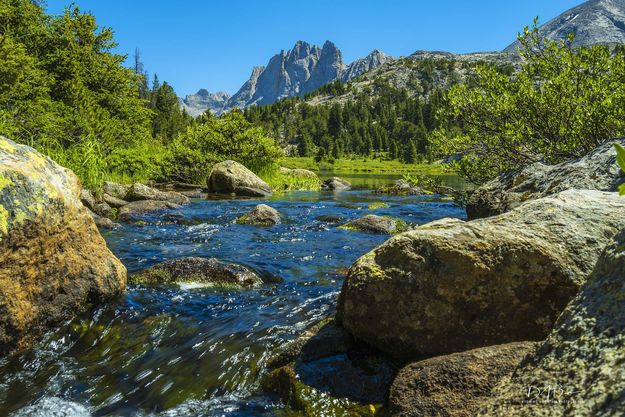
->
[102, 193, 128, 208]
[87, 208, 120, 230]
[129, 257, 263, 288]
[480, 229, 625, 416]
[339, 215, 407, 235]
[207, 160, 272, 197]
[118, 200, 181, 222]
[102, 181, 130, 200]
[262, 320, 391, 416]
[337, 190, 625, 360]
[322, 176, 351, 191]
[125, 183, 190, 205]
[467, 138, 625, 220]
[0, 136, 126, 354]
[237, 204, 280, 226]
[315, 214, 344, 223]
[389, 342, 537, 417]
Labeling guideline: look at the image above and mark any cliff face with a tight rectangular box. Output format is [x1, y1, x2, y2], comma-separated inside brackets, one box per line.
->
[505, 0, 625, 52]
[185, 41, 392, 115]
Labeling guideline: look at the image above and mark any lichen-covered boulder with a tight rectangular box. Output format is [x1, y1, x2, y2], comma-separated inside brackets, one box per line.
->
[237, 204, 280, 226]
[467, 139, 625, 220]
[129, 257, 262, 288]
[389, 342, 536, 417]
[480, 229, 625, 416]
[207, 160, 272, 197]
[337, 190, 625, 360]
[322, 177, 351, 191]
[339, 215, 407, 235]
[118, 200, 181, 223]
[0, 137, 126, 354]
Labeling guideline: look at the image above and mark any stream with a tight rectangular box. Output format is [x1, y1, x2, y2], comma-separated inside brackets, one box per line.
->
[0, 175, 466, 416]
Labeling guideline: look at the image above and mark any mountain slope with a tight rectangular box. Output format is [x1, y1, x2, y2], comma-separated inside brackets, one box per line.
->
[505, 0, 625, 52]
[180, 89, 230, 117]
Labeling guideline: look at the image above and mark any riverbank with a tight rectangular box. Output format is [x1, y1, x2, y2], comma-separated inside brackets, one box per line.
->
[280, 157, 451, 174]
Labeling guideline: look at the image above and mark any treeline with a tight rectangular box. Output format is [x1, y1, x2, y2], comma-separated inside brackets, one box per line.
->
[243, 67, 463, 164]
[0, 0, 281, 189]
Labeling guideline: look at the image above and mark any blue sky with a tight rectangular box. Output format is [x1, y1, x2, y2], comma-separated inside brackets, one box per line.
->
[47, 0, 582, 97]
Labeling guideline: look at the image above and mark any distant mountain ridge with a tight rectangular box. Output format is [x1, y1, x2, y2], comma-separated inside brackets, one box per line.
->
[182, 41, 392, 115]
[505, 0, 625, 52]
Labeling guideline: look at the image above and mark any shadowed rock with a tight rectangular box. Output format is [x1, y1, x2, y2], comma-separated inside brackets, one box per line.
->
[118, 200, 181, 222]
[322, 177, 351, 191]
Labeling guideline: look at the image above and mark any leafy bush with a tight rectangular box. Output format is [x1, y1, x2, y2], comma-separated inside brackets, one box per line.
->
[434, 20, 625, 184]
[167, 111, 283, 184]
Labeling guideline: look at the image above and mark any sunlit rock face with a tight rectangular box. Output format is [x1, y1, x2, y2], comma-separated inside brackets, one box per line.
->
[505, 0, 625, 53]
[0, 136, 126, 355]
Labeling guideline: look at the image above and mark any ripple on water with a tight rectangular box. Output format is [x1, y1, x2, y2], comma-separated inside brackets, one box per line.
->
[0, 190, 466, 416]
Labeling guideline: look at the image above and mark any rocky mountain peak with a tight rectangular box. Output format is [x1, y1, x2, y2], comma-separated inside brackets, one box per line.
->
[505, 0, 625, 52]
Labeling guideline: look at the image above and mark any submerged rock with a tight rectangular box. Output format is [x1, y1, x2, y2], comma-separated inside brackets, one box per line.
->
[207, 160, 272, 197]
[339, 215, 407, 235]
[315, 214, 344, 223]
[237, 204, 280, 226]
[322, 177, 351, 191]
[129, 257, 263, 288]
[338, 190, 625, 360]
[118, 200, 181, 222]
[389, 342, 537, 417]
[0, 137, 126, 354]
[480, 229, 625, 416]
[263, 319, 393, 416]
[467, 139, 625, 219]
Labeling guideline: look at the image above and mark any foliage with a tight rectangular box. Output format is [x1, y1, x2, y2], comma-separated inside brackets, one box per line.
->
[614, 143, 625, 196]
[434, 19, 625, 184]
[259, 167, 321, 192]
[167, 111, 283, 184]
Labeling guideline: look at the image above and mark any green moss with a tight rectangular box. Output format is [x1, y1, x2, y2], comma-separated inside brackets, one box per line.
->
[0, 205, 8, 235]
[384, 216, 409, 234]
[367, 202, 390, 210]
[128, 269, 172, 285]
[0, 174, 14, 192]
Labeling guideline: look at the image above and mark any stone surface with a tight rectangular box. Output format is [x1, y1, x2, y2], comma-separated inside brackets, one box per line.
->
[102, 193, 128, 209]
[467, 139, 625, 219]
[87, 208, 120, 230]
[179, 89, 230, 117]
[322, 177, 351, 191]
[389, 342, 537, 417]
[207, 160, 272, 197]
[125, 183, 190, 205]
[505, 0, 625, 53]
[480, 229, 625, 416]
[118, 200, 181, 222]
[222, 41, 392, 112]
[79, 189, 97, 211]
[129, 257, 263, 288]
[237, 204, 280, 226]
[0, 137, 126, 354]
[102, 181, 130, 200]
[338, 190, 625, 360]
[340, 215, 405, 235]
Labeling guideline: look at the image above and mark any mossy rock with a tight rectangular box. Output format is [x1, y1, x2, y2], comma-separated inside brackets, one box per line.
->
[129, 257, 263, 288]
[339, 215, 408, 235]
[367, 202, 390, 210]
[236, 204, 280, 226]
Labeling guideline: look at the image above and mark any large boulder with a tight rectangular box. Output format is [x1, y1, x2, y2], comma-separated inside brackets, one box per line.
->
[339, 215, 407, 235]
[129, 257, 263, 288]
[322, 176, 351, 191]
[337, 190, 625, 360]
[207, 160, 272, 197]
[388, 342, 536, 417]
[467, 139, 625, 219]
[0, 137, 126, 354]
[480, 229, 625, 416]
[237, 204, 281, 226]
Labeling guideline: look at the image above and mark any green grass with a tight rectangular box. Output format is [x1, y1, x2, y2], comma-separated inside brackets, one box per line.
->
[280, 157, 451, 174]
[259, 166, 321, 193]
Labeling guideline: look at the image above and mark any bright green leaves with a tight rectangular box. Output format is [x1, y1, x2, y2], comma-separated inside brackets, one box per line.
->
[614, 143, 625, 196]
